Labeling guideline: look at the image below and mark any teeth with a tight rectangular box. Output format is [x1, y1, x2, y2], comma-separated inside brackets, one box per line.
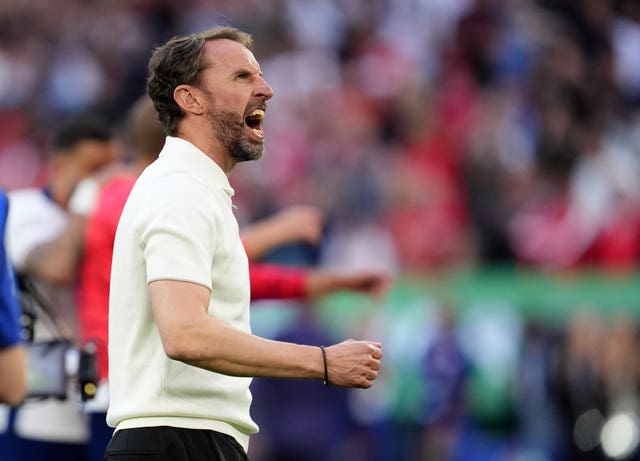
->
[248, 109, 265, 120]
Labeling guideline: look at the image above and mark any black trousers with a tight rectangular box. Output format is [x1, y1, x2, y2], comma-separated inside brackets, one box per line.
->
[104, 426, 248, 461]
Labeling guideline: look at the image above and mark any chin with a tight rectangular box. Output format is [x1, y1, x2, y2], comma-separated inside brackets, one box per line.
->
[231, 147, 264, 162]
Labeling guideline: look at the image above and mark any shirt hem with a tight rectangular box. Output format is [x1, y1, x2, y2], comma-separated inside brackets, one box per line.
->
[114, 416, 253, 452]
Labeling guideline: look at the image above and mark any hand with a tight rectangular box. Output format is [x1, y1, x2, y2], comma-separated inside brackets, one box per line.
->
[324, 340, 382, 389]
[340, 272, 391, 299]
[304, 270, 392, 300]
[271, 205, 324, 245]
[241, 205, 325, 260]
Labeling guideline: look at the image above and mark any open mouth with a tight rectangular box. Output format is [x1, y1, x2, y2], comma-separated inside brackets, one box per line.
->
[245, 108, 265, 140]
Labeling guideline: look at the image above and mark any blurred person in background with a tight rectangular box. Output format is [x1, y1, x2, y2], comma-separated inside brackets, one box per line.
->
[548, 311, 640, 459]
[549, 311, 607, 460]
[2, 114, 118, 461]
[513, 320, 564, 459]
[105, 26, 383, 461]
[0, 189, 27, 406]
[417, 307, 469, 461]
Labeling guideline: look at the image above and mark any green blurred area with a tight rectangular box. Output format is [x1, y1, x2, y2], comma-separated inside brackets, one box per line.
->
[251, 266, 640, 425]
[382, 266, 640, 321]
[299, 266, 640, 327]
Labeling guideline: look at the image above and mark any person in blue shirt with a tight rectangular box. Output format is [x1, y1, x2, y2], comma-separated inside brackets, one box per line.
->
[0, 189, 27, 406]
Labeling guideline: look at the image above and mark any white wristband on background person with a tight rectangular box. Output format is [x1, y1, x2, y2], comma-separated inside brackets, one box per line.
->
[68, 177, 100, 216]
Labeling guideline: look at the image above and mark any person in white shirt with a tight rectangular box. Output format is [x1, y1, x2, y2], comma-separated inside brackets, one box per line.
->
[3, 114, 118, 461]
[106, 25, 383, 461]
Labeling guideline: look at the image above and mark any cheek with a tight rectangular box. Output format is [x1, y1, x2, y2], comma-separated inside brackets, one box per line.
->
[96, 146, 118, 166]
[83, 154, 114, 176]
[211, 90, 250, 114]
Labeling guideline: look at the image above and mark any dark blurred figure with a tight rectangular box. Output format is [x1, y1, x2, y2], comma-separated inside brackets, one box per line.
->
[417, 307, 469, 460]
[248, 307, 355, 461]
[514, 320, 564, 459]
[549, 312, 608, 460]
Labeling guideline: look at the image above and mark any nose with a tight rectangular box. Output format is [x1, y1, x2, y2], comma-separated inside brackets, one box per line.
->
[256, 76, 274, 100]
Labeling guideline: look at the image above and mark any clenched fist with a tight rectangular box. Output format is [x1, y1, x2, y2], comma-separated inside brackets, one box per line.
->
[323, 340, 382, 389]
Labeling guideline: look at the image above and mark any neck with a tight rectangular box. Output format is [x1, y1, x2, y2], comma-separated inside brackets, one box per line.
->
[176, 124, 235, 175]
[45, 179, 71, 210]
[132, 157, 153, 177]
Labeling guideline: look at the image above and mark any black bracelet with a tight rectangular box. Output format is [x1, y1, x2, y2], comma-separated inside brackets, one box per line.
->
[319, 345, 329, 386]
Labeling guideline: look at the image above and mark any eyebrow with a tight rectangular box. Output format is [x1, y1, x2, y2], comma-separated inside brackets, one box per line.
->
[240, 67, 263, 74]
[198, 61, 261, 75]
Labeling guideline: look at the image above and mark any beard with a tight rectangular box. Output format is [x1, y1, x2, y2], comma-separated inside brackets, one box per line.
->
[205, 108, 264, 163]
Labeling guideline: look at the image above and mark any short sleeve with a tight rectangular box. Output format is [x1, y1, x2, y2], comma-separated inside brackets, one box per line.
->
[68, 177, 100, 216]
[140, 187, 218, 290]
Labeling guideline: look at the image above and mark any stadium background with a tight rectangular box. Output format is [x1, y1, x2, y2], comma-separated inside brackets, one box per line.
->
[2, 0, 640, 459]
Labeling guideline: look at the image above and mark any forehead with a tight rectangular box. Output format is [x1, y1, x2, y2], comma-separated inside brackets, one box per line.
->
[201, 39, 260, 74]
[69, 139, 117, 168]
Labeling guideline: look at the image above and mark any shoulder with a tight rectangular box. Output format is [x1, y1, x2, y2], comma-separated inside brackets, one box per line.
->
[7, 188, 46, 207]
[137, 163, 223, 209]
[125, 171, 220, 232]
[7, 188, 63, 223]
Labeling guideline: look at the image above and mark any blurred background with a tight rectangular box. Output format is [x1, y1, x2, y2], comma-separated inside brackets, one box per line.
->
[2, 0, 640, 459]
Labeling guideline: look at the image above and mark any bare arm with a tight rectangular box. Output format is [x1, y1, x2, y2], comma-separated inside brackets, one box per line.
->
[23, 173, 110, 284]
[241, 206, 324, 261]
[304, 270, 391, 300]
[149, 279, 382, 388]
[24, 214, 86, 285]
[0, 345, 27, 406]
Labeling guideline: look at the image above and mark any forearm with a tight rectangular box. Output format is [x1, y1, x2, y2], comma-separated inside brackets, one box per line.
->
[166, 315, 323, 380]
[304, 271, 345, 299]
[171, 318, 381, 388]
[304, 270, 390, 299]
[24, 214, 86, 284]
[241, 206, 324, 260]
[241, 221, 290, 261]
[0, 345, 28, 405]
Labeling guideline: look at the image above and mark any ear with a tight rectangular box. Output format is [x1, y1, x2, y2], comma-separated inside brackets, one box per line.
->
[174, 84, 204, 115]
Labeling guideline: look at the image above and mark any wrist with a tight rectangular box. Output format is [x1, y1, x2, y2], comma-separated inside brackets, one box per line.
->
[319, 345, 329, 386]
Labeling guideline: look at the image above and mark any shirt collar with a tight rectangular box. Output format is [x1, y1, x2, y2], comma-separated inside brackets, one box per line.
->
[160, 136, 235, 198]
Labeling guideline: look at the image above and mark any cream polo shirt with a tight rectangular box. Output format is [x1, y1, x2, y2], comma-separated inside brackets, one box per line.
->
[106, 136, 257, 451]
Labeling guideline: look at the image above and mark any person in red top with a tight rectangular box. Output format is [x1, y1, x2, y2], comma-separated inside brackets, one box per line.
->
[77, 95, 389, 461]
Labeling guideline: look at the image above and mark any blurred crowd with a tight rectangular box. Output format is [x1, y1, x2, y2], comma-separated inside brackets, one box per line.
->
[1, 0, 640, 460]
[2, 0, 640, 272]
[247, 291, 640, 461]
